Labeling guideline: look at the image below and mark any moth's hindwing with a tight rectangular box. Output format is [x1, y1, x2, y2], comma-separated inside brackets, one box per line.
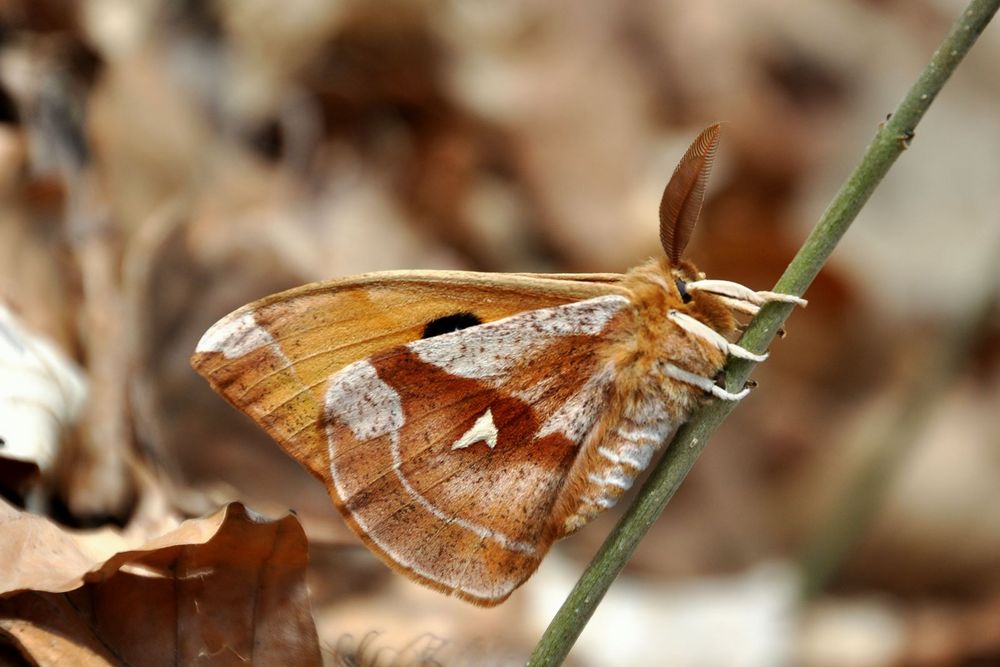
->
[323, 295, 631, 604]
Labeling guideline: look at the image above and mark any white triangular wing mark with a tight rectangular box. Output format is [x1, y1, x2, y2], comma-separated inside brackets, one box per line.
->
[451, 407, 498, 450]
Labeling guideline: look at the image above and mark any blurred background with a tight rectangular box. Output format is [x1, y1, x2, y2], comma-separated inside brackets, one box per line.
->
[1, 1, 999, 665]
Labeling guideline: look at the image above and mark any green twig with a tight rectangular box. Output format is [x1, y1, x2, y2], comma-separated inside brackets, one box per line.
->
[527, 2, 1000, 664]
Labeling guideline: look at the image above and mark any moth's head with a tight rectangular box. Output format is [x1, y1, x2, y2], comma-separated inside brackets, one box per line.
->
[668, 259, 701, 305]
[668, 258, 736, 336]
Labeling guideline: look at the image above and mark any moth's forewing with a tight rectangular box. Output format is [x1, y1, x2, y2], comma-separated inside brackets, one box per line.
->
[191, 271, 622, 469]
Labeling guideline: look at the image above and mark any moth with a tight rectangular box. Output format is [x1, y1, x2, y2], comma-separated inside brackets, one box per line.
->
[192, 125, 805, 606]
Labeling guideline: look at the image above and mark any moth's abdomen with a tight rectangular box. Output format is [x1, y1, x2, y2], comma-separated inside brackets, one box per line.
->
[558, 394, 675, 534]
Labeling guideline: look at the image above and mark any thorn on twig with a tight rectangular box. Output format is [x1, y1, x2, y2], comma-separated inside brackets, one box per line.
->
[877, 112, 915, 149]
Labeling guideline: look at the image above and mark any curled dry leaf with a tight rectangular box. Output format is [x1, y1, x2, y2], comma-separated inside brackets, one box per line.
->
[0, 303, 87, 495]
[0, 501, 321, 666]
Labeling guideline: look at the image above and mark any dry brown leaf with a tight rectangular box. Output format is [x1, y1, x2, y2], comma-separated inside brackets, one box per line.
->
[0, 501, 321, 666]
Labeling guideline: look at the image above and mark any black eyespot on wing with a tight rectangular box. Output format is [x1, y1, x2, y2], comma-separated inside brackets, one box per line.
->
[422, 312, 483, 339]
[675, 279, 693, 304]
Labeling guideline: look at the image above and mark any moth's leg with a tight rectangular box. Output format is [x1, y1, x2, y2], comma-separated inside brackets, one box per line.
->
[686, 279, 808, 309]
[668, 310, 767, 362]
[667, 279, 804, 401]
[711, 296, 761, 317]
[662, 362, 750, 401]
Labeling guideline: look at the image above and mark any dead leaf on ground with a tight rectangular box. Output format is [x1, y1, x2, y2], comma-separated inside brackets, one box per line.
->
[0, 501, 321, 666]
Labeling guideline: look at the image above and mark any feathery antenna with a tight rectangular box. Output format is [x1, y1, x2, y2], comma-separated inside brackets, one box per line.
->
[659, 124, 721, 262]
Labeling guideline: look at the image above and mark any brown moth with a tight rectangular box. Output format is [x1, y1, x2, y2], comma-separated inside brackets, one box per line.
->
[191, 125, 805, 606]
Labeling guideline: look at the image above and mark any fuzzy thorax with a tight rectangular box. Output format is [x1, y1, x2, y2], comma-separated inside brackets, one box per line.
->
[555, 258, 736, 535]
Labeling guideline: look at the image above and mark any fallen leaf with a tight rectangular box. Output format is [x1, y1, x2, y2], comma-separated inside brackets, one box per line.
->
[0, 501, 321, 666]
